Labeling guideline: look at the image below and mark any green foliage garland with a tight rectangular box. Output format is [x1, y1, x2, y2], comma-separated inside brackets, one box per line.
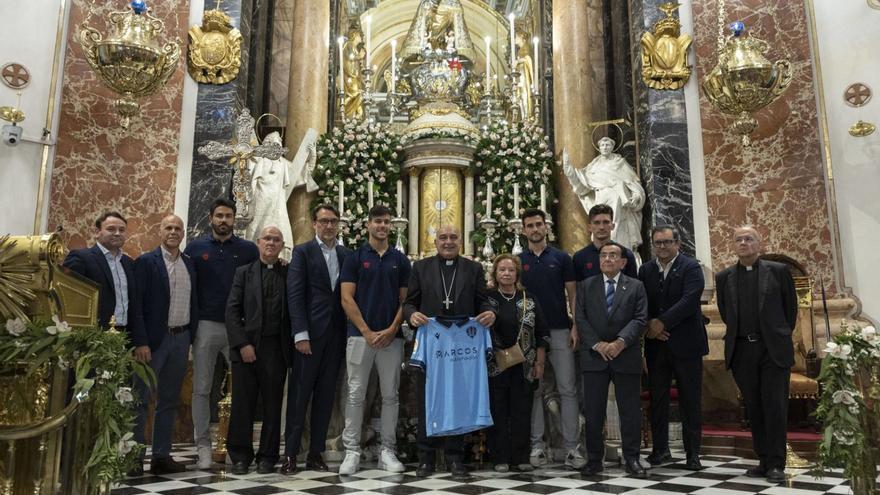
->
[814, 321, 880, 486]
[0, 316, 154, 483]
[472, 120, 556, 252]
[313, 120, 404, 249]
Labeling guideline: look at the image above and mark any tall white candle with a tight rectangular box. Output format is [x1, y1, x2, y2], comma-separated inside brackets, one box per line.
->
[486, 182, 493, 216]
[540, 183, 546, 212]
[390, 39, 397, 93]
[396, 180, 403, 217]
[513, 183, 520, 214]
[337, 36, 345, 92]
[367, 181, 374, 209]
[484, 36, 491, 93]
[508, 14, 516, 69]
[532, 37, 540, 92]
[364, 15, 372, 70]
[338, 181, 345, 214]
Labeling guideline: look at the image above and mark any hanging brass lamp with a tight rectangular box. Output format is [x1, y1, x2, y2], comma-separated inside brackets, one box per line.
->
[702, 12, 792, 146]
[79, 0, 180, 129]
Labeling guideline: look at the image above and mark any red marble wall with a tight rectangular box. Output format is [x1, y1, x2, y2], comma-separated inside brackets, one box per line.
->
[49, 0, 188, 257]
[692, 0, 836, 293]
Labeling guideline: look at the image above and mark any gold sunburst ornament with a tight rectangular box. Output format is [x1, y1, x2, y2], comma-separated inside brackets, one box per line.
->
[187, 1, 242, 84]
[0, 235, 39, 322]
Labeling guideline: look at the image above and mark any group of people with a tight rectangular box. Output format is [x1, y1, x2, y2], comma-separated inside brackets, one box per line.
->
[62, 197, 796, 483]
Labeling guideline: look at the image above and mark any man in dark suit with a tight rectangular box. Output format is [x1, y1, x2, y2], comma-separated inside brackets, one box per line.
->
[638, 226, 707, 470]
[62, 211, 136, 330]
[130, 214, 199, 476]
[575, 241, 648, 478]
[716, 226, 797, 483]
[225, 225, 292, 475]
[282, 204, 351, 474]
[403, 225, 496, 479]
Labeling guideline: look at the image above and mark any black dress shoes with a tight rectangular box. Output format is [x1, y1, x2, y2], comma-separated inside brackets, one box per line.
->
[450, 460, 469, 479]
[279, 456, 298, 475]
[624, 458, 648, 478]
[580, 462, 604, 476]
[745, 466, 767, 477]
[306, 453, 329, 471]
[231, 461, 249, 475]
[151, 456, 187, 474]
[126, 463, 144, 477]
[257, 460, 275, 474]
[683, 457, 704, 471]
[415, 463, 435, 477]
[766, 467, 786, 483]
[645, 450, 673, 466]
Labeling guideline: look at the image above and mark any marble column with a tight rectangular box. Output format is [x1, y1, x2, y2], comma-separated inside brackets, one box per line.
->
[630, 0, 695, 257]
[285, 0, 330, 245]
[552, 0, 592, 252]
[186, 0, 251, 238]
[50, 0, 187, 254]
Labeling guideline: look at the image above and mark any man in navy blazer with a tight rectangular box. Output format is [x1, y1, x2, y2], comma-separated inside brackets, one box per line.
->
[575, 242, 648, 477]
[130, 214, 198, 475]
[638, 226, 707, 471]
[62, 211, 136, 330]
[281, 205, 351, 474]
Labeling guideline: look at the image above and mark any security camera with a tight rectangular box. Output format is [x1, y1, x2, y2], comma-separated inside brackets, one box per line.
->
[3, 124, 22, 146]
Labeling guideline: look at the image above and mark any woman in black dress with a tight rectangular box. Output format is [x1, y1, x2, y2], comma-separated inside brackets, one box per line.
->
[486, 254, 549, 472]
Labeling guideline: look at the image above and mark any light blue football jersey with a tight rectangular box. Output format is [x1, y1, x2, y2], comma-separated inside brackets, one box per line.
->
[409, 316, 494, 436]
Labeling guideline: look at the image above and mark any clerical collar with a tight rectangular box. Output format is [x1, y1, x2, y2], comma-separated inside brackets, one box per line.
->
[261, 260, 277, 269]
[440, 256, 458, 266]
[738, 261, 757, 272]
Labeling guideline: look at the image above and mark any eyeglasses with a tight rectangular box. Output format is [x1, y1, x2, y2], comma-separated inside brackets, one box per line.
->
[652, 239, 677, 247]
[316, 218, 340, 226]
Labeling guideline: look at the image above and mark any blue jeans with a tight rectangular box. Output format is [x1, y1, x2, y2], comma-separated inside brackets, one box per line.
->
[133, 330, 191, 458]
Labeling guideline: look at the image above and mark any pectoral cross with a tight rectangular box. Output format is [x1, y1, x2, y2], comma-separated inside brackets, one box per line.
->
[443, 297, 453, 310]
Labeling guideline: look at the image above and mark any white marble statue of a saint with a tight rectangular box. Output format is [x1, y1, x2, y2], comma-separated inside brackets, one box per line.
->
[244, 128, 319, 260]
[563, 137, 646, 251]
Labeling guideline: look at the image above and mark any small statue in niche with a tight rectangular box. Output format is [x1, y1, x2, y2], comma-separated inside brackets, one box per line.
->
[563, 137, 645, 252]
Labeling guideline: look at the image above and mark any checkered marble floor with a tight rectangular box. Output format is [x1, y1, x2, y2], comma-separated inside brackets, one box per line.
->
[116, 444, 857, 495]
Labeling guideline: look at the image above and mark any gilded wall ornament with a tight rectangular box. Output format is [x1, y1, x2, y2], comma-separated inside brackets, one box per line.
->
[640, 3, 692, 90]
[188, 7, 242, 85]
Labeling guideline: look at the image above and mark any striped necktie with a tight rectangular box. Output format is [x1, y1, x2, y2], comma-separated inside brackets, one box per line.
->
[605, 278, 616, 314]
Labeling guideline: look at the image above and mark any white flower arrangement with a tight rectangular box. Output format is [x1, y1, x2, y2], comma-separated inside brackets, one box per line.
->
[313, 120, 403, 248]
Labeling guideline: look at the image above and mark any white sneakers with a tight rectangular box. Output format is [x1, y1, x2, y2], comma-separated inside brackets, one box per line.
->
[529, 447, 549, 467]
[338, 451, 361, 475]
[378, 449, 405, 473]
[564, 448, 587, 469]
[196, 446, 213, 470]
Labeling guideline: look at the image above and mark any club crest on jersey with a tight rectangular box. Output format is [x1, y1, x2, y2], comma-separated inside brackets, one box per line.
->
[466, 326, 477, 338]
[434, 332, 440, 340]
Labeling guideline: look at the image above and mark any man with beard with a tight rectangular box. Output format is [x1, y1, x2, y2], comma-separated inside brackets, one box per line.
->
[517, 208, 584, 469]
[130, 214, 198, 475]
[185, 198, 259, 469]
[573, 204, 637, 282]
[282, 205, 351, 474]
[403, 225, 496, 479]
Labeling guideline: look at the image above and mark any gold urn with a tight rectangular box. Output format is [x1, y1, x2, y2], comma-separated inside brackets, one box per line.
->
[79, 0, 180, 129]
[702, 22, 792, 146]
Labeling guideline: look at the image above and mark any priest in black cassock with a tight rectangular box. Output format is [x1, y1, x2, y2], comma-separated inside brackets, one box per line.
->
[403, 225, 496, 479]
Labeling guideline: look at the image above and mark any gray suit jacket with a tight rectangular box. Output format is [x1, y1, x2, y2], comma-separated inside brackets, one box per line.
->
[575, 273, 647, 374]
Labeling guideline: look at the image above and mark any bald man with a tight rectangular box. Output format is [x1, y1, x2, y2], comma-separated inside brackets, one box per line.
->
[131, 215, 198, 476]
[225, 226, 292, 474]
[403, 225, 496, 478]
[716, 226, 796, 483]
